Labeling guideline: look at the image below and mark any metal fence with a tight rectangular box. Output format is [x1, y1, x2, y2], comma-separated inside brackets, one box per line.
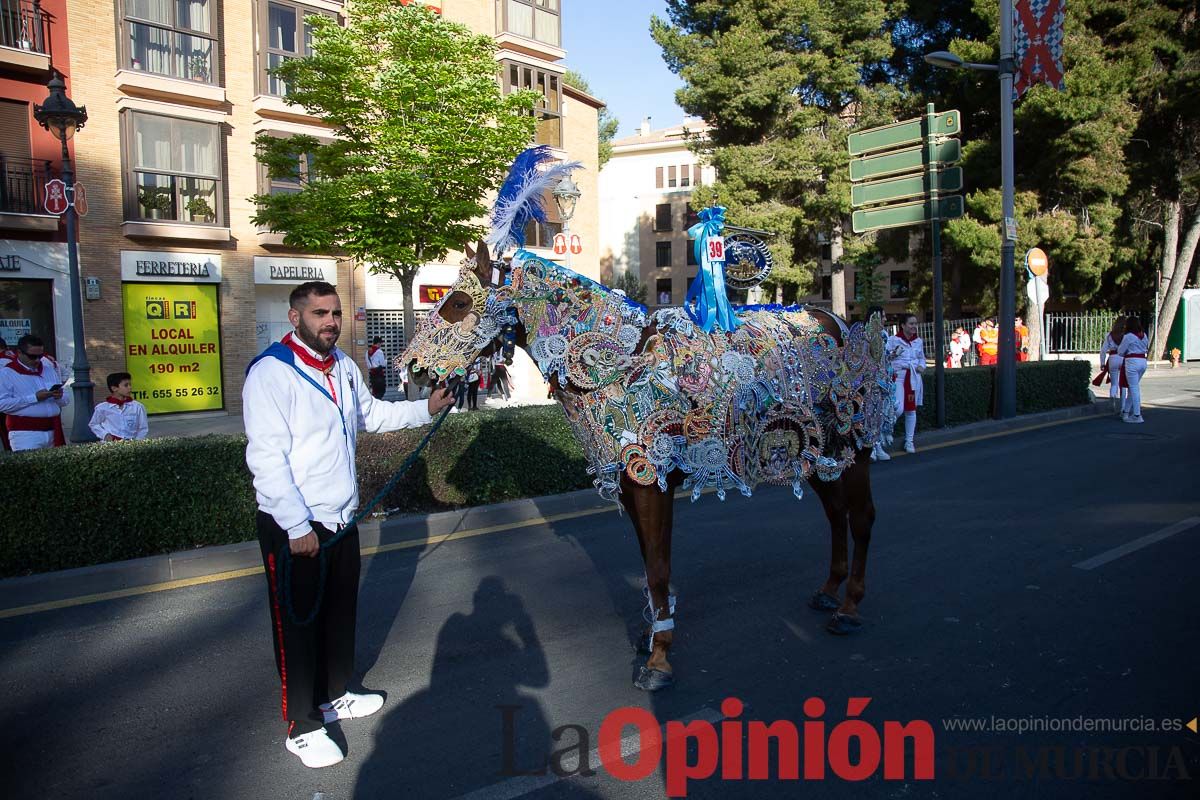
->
[0, 0, 51, 55]
[0, 154, 55, 215]
[897, 312, 1142, 357]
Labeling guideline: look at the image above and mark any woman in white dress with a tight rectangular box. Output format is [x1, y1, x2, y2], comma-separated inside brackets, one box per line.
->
[885, 313, 926, 454]
[1097, 317, 1126, 415]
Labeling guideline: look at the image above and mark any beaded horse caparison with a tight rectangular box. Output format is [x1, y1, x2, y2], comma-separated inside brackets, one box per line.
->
[405, 250, 893, 502]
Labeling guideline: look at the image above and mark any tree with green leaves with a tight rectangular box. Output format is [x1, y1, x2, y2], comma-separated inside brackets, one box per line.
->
[651, 0, 902, 309]
[612, 270, 649, 304]
[563, 69, 619, 168]
[252, 0, 536, 385]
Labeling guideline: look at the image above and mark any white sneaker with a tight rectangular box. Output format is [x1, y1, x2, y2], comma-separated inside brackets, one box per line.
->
[320, 691, 385, 723]
[904, 441, 916, 454]
[872, 444, 891, 461]
[285, 727, 343, 769]
[1130, 415, 1144, 424]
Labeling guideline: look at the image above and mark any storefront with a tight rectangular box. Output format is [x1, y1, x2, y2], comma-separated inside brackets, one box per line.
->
[120, 250, 223, 415]
[0, 241, 72, 362]
[253, 256, 338, 352]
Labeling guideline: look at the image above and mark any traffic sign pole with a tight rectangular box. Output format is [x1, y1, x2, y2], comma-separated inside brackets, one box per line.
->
[927, 103, 946, 428]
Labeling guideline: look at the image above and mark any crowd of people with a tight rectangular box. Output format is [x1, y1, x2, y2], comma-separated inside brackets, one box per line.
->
[944, 317, 1031, 368]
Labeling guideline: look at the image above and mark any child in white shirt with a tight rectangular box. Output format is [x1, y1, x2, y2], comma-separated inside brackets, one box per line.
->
[89, 372, 149, 441]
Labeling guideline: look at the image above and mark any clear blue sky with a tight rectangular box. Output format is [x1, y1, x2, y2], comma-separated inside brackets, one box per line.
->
[562, 0, 686, 138]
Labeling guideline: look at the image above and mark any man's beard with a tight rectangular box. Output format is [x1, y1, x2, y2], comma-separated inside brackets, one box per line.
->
[296, 319, 339, 355]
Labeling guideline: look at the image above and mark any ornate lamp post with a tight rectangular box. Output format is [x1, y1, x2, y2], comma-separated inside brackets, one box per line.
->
[33, 73, 96, 442]
[552, 173, 581, 268]
[925, 31, 1019, 419]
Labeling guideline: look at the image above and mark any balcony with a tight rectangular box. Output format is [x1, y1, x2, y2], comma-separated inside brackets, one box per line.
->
[0, 154, 60, 233]
[0, 0, 51, 74]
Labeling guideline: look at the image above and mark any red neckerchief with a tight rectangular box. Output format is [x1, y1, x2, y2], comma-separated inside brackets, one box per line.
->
[899, 331, 918, 344]
[5, 356, 43, 376]
[107, 395, 132, 407]
[283, 332, 339, 403]
[368, 345, 381, 357]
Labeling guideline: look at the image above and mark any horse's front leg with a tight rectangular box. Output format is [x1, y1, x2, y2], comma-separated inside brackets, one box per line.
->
[807, 471, 850, 615]
[620, 477, 676, 691]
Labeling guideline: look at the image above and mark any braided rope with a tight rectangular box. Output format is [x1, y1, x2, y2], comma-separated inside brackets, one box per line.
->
[278, 382, 464, 626]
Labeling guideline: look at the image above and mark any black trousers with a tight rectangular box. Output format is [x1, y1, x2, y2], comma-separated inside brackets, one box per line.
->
[467, 382, 480, 409]
[258, 512, 360, 737]
[368, 368, 386, 399]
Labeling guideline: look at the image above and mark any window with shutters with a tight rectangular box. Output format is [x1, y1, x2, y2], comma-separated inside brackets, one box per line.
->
[0, 100, 43, 215]
[501, 60, 562, 148]
[123, 0, 218, 84]
[654, 203, 671, 232]
[693, 164, 702, 186]
[124, 110, 224, 225]
[667, 165, 677, 188]
[655, 166, 663, 189]
[656, 241, 672, 268]
[679, 164, 690, 187]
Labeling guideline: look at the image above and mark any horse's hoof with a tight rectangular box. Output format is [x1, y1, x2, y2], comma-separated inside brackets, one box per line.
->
[826, 611, 863, 635]
[633, 666, 675, 692]
[808, 591, 840, 612]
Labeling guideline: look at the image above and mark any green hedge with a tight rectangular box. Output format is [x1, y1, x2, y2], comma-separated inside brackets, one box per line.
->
[0, 406, 591, 578]
[1, 361, 1089, 577]
[910, 359, 1091, 429]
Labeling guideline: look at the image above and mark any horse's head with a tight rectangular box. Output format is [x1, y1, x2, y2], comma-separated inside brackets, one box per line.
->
[401, 240, 512, 388]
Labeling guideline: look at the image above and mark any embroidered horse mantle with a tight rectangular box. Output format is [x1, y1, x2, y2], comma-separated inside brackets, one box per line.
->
[403, 250, 894, 503]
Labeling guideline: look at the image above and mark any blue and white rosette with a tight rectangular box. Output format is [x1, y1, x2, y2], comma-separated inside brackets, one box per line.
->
[685, 206, 741, 333]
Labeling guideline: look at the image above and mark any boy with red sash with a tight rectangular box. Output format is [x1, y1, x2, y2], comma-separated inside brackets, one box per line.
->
[89, 372, 149, 441]
[0, 334, 67, 451]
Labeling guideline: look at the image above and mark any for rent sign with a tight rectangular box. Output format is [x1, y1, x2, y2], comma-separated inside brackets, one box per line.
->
[122, 283, 223, 414]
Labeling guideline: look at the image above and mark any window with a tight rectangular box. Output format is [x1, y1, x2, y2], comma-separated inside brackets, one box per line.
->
[500, 0, 560, 47]
[264, 2, 335, 97]
[655, 166, 663, 189]
[654, 203, 671, 232]
[125, 111, 223, 225]
[668, 165, 677, 188]
[821, 243, 832, 261]
[523, 188, 562, 247]
[694, 164, 702, 187]
[502, 61, 562, 148]
[261, 146, 319, 196]
[656, 278, 672, 305]
[687, 241, 698, 266]
[679, 164, 690, 188]
[124, 0, 216, 84]
[821, 275, 832, 300]
[890, 270, 910, 299]
[656, 241, 672, 268]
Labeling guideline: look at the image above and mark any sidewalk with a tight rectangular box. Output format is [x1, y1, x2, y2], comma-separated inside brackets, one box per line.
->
[0, 398, 1113, 617]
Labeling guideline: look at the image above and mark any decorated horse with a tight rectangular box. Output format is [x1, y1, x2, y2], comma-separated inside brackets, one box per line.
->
[400, 148, 894, 691]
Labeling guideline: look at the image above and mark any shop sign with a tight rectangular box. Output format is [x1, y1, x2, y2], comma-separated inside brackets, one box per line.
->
[253, 257, 337, 286]
[120, 251, 222, 284]
[122, 283, 223, 414]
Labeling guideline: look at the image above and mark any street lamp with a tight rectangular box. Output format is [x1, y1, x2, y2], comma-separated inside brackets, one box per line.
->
[552, 173, 581, 267]
[33, 72, 96, 442]
[924, 21, 1019, 419]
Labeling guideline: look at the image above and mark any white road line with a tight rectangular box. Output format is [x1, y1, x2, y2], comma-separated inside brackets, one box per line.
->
[449, 706, 724, 800]
[1073, 517, 1200, 571]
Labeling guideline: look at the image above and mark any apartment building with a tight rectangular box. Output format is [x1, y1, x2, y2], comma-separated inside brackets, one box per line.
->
[600, 118, 916, 317]
[51, 0, 599, 417]
[0, 0, 81, 424]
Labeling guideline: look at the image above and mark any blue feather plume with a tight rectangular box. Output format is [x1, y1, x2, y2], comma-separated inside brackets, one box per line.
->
[488, 146, 583, 256]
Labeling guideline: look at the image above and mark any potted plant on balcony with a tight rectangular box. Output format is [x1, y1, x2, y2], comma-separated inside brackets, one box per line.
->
[137, 186, 174, 217]
[188, 54, 210, 83]
[185, 196, 215, 222]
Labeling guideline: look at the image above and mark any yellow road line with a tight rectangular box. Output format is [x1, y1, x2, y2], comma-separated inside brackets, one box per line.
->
[0, 412, 1100, 619]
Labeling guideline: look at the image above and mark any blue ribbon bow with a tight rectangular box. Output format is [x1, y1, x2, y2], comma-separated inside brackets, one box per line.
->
[685, 206, 740, 332]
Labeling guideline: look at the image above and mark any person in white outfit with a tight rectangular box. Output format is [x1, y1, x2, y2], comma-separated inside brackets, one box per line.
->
[1116, 316, 1149, 423]
[0, 334, 68, 451]
[885, 314, 926, 454]
[949, 327, 965, 368]
[89, 372, 149, 441]
[244, 281, 455, 768]
[1096, 317, 1126, 415]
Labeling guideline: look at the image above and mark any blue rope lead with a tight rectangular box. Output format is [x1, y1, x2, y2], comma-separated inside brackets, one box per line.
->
[279, 383, 463, 626]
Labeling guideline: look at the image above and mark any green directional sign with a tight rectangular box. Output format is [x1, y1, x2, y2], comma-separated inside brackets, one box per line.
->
[849, 140, 961, 182]
[847, 111, 961, 156]
[851, 195, 965, 234]
[851, 167, 964, 208]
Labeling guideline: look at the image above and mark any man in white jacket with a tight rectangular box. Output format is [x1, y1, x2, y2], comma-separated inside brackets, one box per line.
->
[244, 281, 453, 769]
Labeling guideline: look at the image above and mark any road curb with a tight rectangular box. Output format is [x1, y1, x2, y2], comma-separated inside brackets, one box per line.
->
[0, 401, 1110, 615]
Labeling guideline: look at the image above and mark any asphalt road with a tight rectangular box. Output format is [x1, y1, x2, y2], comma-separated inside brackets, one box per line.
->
[3, 374, 1199, 799]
